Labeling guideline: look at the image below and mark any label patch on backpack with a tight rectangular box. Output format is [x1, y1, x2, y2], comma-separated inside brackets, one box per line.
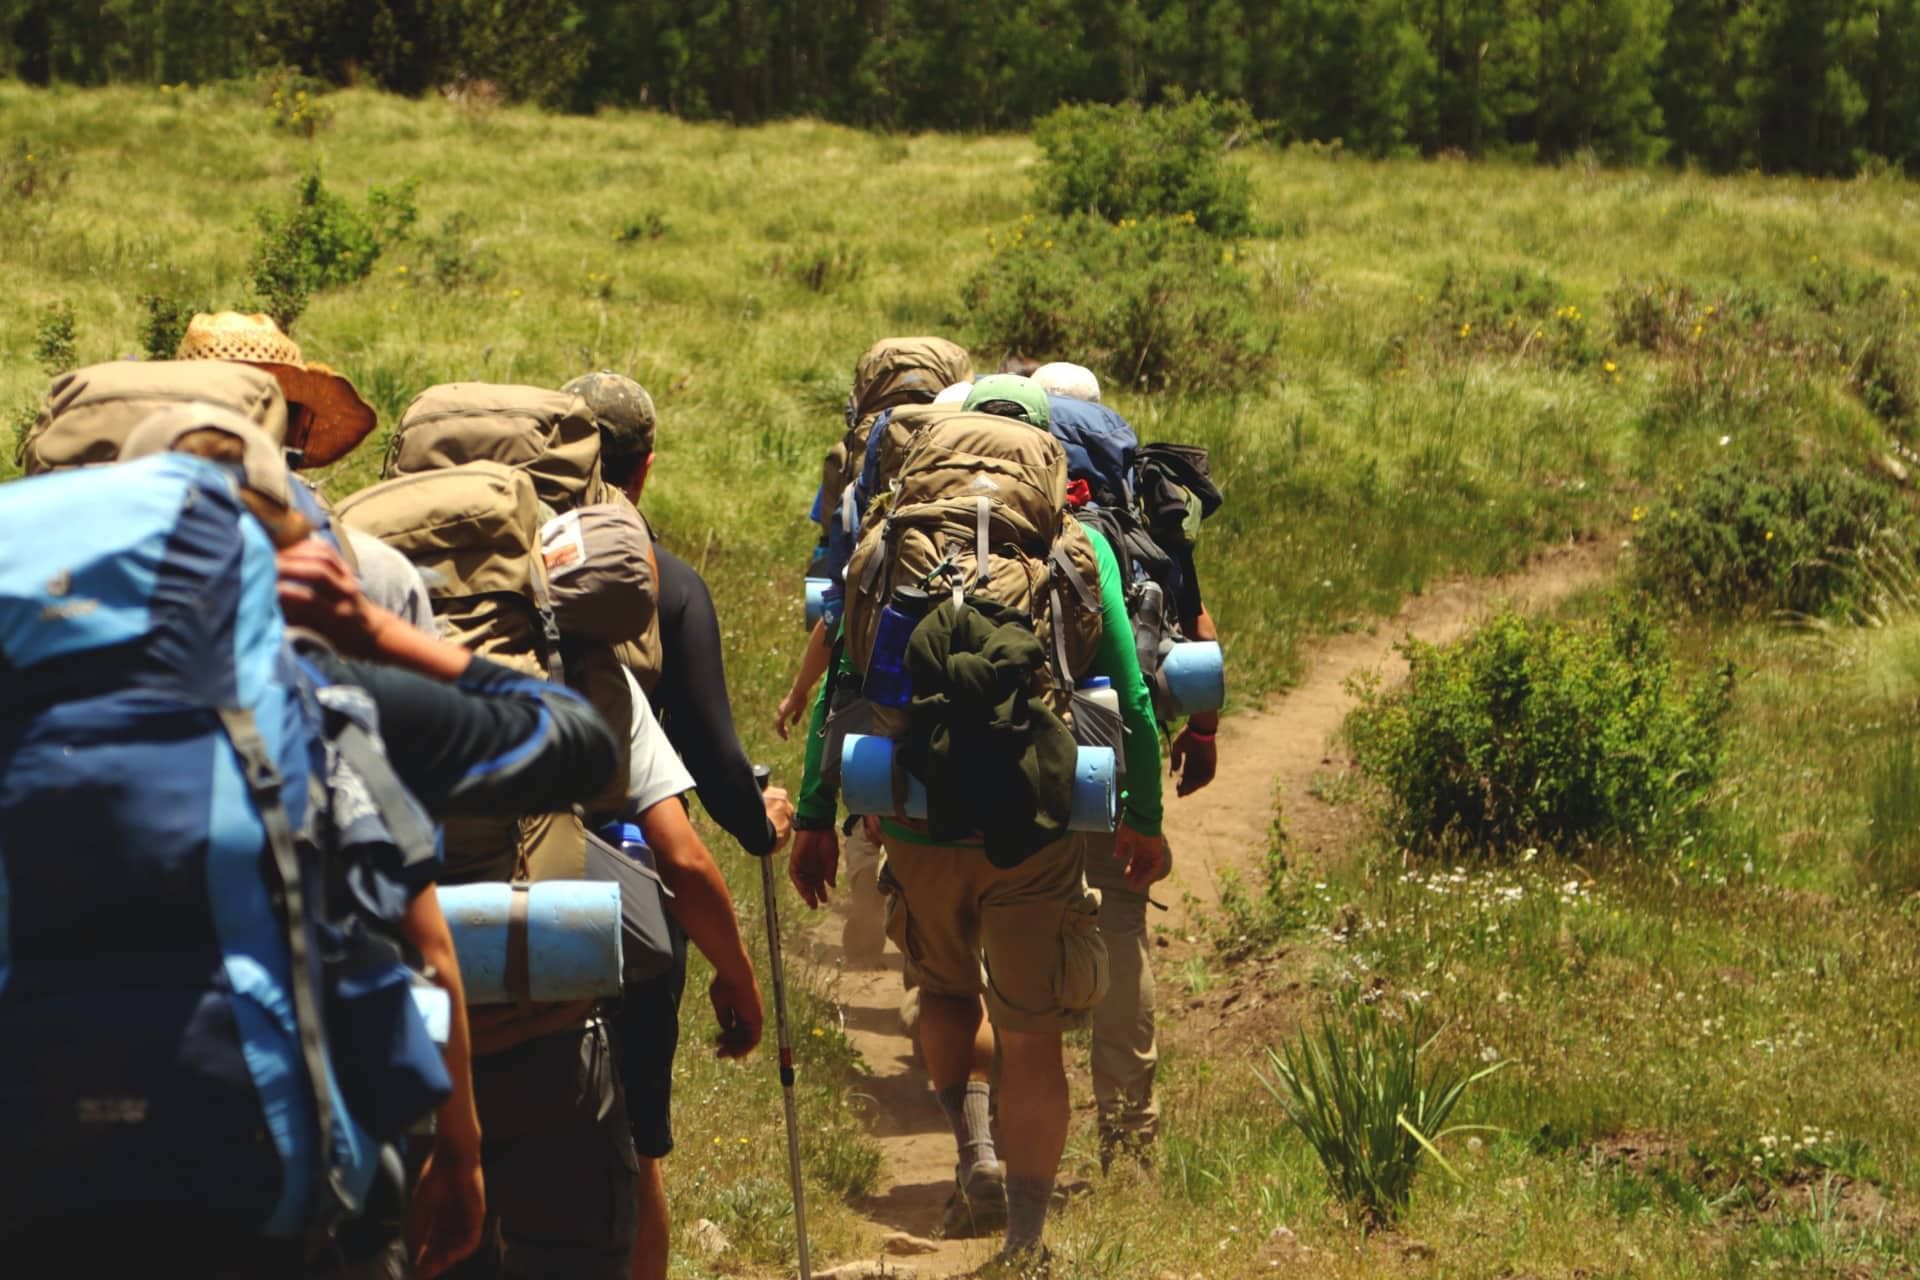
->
[76, 1096, 149, 1126]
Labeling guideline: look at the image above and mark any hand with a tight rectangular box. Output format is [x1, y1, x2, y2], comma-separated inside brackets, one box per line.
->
[788, 827, 841, 908]
[407, 1143, 486, 1279]
[762, 785, 795, 855]
[1114, 823, 1170, 893]
[710, 968, 765, 1059]
[773, 690, 809, 741]
[1169, 726, 1219, 797]
[275, 537, 384, 657]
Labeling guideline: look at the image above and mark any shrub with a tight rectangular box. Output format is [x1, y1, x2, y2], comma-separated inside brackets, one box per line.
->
[1346, 610, 1733, 855]
[1260, 997, 1500, 1226]
[262, 69, 335, 137]
[961, 213, 1275, 394]
[138, 289, 195, 360]
[1032, 93, 1256, 237]
[1427, 263, 1599, 367]
[417, 212, 497, 289]
[1633, 460, 1912, 619]
[33, 301, 76, 374]
[248, 173, 418, 329]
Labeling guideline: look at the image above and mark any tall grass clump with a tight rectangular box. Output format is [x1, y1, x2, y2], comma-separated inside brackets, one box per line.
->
[1854, 734, 1920, 896]
[1032, 93, 1257, 236]
[1347, 610, 1733, 856]
[248, 172, 418, 329]
[1632, 460, 1913, 619]
[1260, 997, 1500, 1225]
[962, 213, 1274, 392]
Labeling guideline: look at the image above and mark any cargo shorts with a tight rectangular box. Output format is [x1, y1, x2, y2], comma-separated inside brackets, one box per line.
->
[876, 831, 1109, 1034]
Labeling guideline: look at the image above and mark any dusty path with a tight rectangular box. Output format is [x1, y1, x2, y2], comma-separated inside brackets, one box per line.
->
[802, 536, 1617, 1279]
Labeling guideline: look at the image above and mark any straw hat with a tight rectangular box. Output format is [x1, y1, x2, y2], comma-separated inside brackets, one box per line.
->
[176, 312, 376, 468]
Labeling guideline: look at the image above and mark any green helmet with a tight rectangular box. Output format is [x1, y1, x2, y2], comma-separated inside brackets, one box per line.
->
[962, 373, 1050, 432]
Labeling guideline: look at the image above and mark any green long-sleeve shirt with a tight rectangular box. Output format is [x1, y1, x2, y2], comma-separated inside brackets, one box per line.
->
[796, 522, 1163, 837]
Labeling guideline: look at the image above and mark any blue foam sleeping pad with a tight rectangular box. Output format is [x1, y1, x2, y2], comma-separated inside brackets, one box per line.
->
[437, 881, 624, 1005]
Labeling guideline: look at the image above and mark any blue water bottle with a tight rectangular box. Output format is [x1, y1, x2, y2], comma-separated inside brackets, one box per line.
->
[864, 585, 932, 708]
[599, 821, 649, 857]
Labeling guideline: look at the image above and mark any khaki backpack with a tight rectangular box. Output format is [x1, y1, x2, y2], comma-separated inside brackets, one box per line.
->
[819, 337, 973, 537]
[21, 360, 289, 475]
[844, 412, 1103, 724]
[388, 382, 606, 513]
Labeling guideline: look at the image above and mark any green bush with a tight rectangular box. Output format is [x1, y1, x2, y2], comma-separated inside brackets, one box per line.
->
[1346, 610, 1733, 855]
[248, 172, 418, 330]
[1260, 997, 1499, 1225]
[33, 301, 75, 374]
[417, 212, 497, 290]
[1032, 93, 1256, 237]
[138, 289, 195, 360]
[1428, 263, 1599, 368]
[1633, 460, 1912, 619]
[961, 213, 1274, 393]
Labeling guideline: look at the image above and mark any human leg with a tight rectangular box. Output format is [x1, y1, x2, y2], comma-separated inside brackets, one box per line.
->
[840, 820, 888, 967]
[995, 1026, 1069, 1254]
[1082, 834, 1160, 1164]
[609, 923, 687, 1280]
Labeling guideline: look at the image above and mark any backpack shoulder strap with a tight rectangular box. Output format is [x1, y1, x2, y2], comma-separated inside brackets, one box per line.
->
[213, 704, 355, 1241]
[1050, 538, 1099, 612]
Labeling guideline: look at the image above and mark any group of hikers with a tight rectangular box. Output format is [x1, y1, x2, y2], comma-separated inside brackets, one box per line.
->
[0, 315, 1224, 1278]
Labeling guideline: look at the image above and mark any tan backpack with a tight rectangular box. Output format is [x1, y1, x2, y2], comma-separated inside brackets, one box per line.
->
[844, 412, 1103, 722]
[388, 382, 606, 513]
[21, 360, 289, 475]
[818, 337, 973, 536]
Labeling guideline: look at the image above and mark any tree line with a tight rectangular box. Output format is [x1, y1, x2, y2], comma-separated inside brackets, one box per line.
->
[6, 0, 1920, 176]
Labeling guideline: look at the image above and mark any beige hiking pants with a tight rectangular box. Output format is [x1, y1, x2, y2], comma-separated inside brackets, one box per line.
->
[1080, 831, 1161, 1143]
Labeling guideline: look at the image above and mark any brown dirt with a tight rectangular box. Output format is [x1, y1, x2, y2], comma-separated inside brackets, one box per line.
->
[800, 535, 1619, 1279]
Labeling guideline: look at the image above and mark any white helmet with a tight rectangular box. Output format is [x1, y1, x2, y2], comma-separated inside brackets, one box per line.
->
[1032, 361, 1101, 403]
[932, 380, 974, 407]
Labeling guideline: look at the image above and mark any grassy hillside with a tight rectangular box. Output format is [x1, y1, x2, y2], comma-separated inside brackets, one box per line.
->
[6, 82, 1920, 1277]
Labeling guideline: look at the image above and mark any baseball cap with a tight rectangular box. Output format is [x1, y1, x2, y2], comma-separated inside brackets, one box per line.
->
[962, 373, 1051, 431]
[562, 371, 657, 462]
[1032, 361, 1102, 403]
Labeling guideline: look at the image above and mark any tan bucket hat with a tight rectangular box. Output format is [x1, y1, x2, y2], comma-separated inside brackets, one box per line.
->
[120, 402, 294, 510]
[176, 312, 376, 468]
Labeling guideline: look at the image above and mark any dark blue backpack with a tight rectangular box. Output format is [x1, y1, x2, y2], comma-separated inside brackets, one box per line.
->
[0, 454, 446, 1243]
[1045, 394, 1138, 507]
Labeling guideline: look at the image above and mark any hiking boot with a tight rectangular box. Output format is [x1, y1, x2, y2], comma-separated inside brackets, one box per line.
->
[940, 1160, 1008, 1237]
[1098, 1124, 1156, 1175]
[963, 1243, 1052, 1278]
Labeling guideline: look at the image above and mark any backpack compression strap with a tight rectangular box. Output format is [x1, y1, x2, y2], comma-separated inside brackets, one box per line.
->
[215, 706, 357, 1244]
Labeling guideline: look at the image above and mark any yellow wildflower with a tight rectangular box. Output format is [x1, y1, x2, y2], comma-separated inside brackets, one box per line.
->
[1765, 530, 1775, 541]
[1631, 505, 1647, 522]
[1459, 322, 1472, 338]
[1603, 359, 1618, 373]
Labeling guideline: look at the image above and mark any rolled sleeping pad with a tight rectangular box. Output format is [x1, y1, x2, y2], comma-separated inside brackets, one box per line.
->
[840, 734, 1117, 833]
[1159, 640, 1225, 716]
[804, 576, 831, 630]
[437, 881, 624, 1006]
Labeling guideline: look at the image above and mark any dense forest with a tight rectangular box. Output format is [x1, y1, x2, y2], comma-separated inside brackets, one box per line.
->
[5, 0, 1920, 175]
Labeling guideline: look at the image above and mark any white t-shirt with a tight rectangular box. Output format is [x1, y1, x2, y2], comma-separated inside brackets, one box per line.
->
[622, 666, 694, 819]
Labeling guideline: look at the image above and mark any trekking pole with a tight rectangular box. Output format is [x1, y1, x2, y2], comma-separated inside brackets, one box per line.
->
[755, 764, 813, 1280]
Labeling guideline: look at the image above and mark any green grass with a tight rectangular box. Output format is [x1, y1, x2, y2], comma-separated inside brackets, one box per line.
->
[8, 80, 1920, 1276]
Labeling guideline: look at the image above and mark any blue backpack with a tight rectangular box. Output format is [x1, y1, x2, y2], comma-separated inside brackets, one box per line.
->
[1045, 394, 1138, 507]
[0, 454, 447, 1244]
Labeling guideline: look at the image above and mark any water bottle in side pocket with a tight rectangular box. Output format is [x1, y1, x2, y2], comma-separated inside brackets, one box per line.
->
[864, 585, 932, 708]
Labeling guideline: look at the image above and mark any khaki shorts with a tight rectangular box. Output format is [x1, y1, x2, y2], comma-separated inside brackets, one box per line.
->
[877, 832, 1108, 1034]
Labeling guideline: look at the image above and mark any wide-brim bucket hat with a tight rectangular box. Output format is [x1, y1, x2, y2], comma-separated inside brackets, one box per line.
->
[177, 312, 377, 468]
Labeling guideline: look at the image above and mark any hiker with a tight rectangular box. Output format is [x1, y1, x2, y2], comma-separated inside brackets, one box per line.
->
[778, 340, 973, 967]
[0, 406, 621, 1279]
[1031, 360, 1225, 1168]
[789, 374, 1169, 1267]
[174, 310, 434, 629]
[561, 371, 789, 1280]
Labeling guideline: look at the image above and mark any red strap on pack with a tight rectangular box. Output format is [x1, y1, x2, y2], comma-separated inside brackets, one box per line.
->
[1065, 478, 1092, 508]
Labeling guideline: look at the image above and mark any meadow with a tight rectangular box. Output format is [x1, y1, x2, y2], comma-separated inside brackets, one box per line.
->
[4, 81, 1920, 1277]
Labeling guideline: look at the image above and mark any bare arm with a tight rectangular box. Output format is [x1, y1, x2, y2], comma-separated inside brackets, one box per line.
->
[399, 886, 485, 1278]
[639, 798, 765, 1057]
[774, 618, 834, 740]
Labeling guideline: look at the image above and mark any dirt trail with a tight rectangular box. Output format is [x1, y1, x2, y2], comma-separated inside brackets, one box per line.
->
[803, 537, 1616, 1279]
